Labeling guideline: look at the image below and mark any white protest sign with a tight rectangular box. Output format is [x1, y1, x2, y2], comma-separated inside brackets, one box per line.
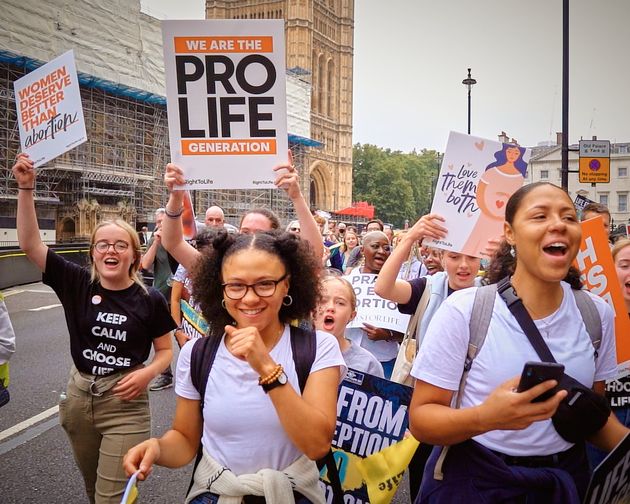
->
[344, 273, 410, 333]
[424, 132, 531, 258]
[14, 50, 87, 168]
[162, 20, 288, 189]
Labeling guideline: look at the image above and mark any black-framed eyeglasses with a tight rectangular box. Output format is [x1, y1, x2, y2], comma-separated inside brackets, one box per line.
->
[93, 240, 130, 253]
[222, 273, 288, 300]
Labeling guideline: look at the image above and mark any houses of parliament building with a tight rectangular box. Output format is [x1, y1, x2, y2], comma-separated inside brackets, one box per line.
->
[206, 0, 355, 211]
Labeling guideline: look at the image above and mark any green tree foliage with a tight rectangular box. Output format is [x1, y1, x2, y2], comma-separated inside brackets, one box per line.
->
[352, 144, 440, 228]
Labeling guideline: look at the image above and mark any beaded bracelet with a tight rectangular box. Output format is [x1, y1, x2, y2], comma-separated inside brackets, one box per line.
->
[259, 364, 283, 385]
[165, 206, 184, 218]
[259, 365, 282, 385]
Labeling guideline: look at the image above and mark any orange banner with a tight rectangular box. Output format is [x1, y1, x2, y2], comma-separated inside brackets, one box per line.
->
[181, 138, 276, 156]
[174, 36, 273, 53]
[575, 216, 630, 366]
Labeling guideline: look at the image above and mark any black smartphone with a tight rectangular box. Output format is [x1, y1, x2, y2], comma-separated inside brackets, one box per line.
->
[516, 361, 565, 402]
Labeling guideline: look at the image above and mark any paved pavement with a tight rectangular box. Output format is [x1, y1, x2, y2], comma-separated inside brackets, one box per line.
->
[0, 283, 411, 503]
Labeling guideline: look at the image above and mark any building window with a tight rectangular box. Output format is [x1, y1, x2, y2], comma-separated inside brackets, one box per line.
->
[599, 194, 608, 207]
[318, 54, 326, 115]
[619, 167, 628, 177]
[327, 59, 334, 118]
[619, 193, 628, 213]
[540, 169, 549, 179]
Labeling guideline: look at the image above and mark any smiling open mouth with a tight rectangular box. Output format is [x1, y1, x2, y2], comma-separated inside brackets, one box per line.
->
[543, 243, 568, 256]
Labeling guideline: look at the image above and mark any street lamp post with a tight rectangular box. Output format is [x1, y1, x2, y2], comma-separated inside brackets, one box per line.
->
[462, 68, 477, 135]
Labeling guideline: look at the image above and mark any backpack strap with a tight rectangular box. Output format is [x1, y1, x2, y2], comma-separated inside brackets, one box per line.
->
[572, 289, 602, 358]
[289, 325, 317, 393]
[187, 334, 221, 495]
[407, 276, 432, 345]
[433, 284, 496, 481]
[190, 335, 222, 411]
[289, 325, 345, 504]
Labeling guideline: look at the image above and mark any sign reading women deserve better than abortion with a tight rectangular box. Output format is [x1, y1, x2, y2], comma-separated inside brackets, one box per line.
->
[14, 50, 87, 168]
[162, 20, 288, 189]
[424, 132, 531, 258]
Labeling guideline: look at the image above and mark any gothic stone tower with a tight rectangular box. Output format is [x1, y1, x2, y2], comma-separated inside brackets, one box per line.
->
[206, 0, 354, 211]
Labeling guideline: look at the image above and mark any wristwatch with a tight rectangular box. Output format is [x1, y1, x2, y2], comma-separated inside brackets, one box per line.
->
[262, 371, 288, 393]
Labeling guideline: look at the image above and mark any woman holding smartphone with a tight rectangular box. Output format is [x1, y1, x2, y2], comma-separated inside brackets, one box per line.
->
[409, 182, 627, 503]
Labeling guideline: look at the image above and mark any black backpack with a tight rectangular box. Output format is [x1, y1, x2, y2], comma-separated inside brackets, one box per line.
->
[187, 326, 343, 503]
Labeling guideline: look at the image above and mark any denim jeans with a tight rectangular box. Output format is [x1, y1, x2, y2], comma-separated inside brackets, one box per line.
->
[381, 357, 396, 380]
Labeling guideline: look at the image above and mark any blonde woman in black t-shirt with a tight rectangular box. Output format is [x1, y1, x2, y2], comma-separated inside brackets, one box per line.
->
[13, 153, 176, 504]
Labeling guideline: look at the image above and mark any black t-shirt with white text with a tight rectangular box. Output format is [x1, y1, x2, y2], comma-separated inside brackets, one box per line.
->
[43, 249, 176, 376]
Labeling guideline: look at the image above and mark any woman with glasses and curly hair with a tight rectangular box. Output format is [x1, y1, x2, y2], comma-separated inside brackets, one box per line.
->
[12, 153, 175, 504]
[124, 227, 345, 503]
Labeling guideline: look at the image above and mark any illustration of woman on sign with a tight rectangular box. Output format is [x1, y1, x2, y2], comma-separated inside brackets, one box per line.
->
[461, 144, 527, 258]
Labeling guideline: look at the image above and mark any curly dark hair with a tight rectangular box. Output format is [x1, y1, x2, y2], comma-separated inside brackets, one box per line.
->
[190, 229, 322, 332]
[484, 182, 582, 289]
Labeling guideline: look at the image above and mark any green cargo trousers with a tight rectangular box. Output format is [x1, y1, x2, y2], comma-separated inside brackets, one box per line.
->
[59, 366, 151, 504]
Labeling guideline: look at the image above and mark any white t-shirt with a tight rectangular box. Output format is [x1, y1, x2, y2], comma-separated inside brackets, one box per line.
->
[411, 282, 617, 456]
[342, 340, 385, 378]
[176, 325, 346, 475]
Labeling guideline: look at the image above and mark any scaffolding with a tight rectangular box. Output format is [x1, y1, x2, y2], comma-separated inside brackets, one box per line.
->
[0, 60, 316, 241]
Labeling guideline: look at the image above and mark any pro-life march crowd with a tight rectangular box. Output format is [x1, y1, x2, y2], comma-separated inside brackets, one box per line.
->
[3, 151, 630, 504]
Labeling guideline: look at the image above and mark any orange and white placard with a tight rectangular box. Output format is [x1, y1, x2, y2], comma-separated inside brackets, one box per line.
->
[14, 50, 87, 168]
[576, 216, 630, 371]
[162, 20, 288, 189]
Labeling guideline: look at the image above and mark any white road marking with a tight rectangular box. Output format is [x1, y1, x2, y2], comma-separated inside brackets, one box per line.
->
[0, 405, 59, 442]
[2, 289, 24, 297]
[28, 304, 62, 311]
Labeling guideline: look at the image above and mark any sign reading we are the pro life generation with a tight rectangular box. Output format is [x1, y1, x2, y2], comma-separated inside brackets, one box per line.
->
[162, 20, 288, 190]
[13, 50, 87, 168]
[424, 132, 531, 258]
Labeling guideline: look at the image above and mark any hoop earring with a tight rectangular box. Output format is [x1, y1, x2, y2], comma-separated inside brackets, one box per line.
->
[221, 299, 226, 309]
[282, 295, 293, 306]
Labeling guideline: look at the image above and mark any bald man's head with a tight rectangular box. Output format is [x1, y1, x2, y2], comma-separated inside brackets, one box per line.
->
[205, 206, 225, 228]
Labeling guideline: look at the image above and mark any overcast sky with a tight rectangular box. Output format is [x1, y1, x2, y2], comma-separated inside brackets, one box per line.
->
[143, 0, 630, 152]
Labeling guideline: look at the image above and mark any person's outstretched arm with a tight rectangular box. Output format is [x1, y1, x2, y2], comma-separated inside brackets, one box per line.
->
[274, 150, 324, 260]
[123, 396, 203, 480]
[12, 154, 48, 271]
[160, 164, 201, 271]
[374, 214, 446, 304]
